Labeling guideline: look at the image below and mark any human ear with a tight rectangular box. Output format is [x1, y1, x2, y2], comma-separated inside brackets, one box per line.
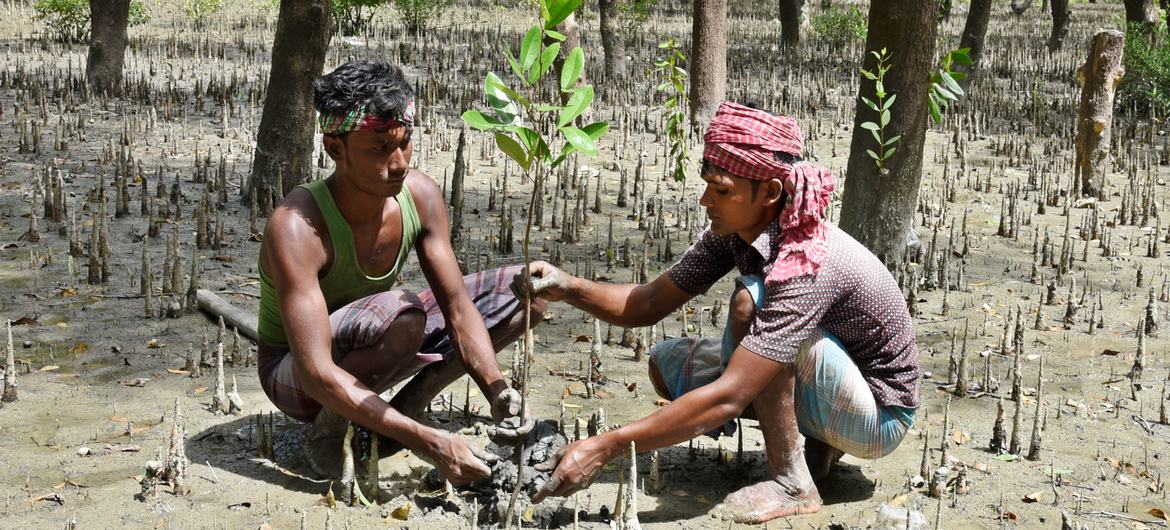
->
[762, 179, 785, 207]
[322, 135, 345, 163]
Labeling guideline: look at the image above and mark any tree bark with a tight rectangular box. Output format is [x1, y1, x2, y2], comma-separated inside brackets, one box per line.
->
[690, 0, 728, 131]
[779, 0, 803, 49]
[598, 0, 627, 84]
[86, 0, 131, 96]
[1045, 0, 1070, 52]
[249, 0, 332, 204]
[1124, 0, 1160, 27]
[956, 0, 993, 81]
[838, 0, 939, 264]
[1074, 30, 1124, 200]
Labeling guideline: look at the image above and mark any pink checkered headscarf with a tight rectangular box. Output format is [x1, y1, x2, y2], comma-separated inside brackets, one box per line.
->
[703, 101, 836, 284]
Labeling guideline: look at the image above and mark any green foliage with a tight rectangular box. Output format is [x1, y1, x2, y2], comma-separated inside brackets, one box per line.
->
[461, 0, 606, 173]
[332, 0, 384, 36]
[617, 0, 656, 33]
[1119, 22, 1170, 116]
[183, 0, 223, 29]
[859, 48, 898, 172]
[927, 47, 972, 123]
[655, 38, 689, 182]
[392, 0, 451, 35]
[34, 0, 148, 43]
[810, 6, 866, 44]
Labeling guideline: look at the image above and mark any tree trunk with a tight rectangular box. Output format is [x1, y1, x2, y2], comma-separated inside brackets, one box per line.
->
[598, 0, 626, 85]
[1162, 0, 1169, 33]
[956, 0, 993, 81]
[249, 0, 332, 205]
[838, 0, 939, 264]
[1074, 30, 1124, 200]
[1124, 0, 1160, 27]
[1045, 0, 1070, 52]
[690, 0, 728, 131]
[779, 0, 803, 49]
[86, 0, 130, 96]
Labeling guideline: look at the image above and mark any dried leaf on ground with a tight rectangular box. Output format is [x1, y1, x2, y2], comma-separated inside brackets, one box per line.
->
[118, 378, 149, 387]
[1022, 492, 1042, 503]
[68, 342, 87, 354]
[12, 316, 39, 325]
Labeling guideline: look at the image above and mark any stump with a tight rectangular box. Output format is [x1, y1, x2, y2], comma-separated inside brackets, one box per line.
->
[1074, 30, 1124, 199]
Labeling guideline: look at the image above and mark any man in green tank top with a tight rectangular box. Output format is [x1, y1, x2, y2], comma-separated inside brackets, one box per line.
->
[257, 62, 540, 485]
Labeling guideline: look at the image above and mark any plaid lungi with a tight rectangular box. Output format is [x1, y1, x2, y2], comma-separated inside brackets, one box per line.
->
[649, 276, 914, 459]
[258, 266, 525, 422]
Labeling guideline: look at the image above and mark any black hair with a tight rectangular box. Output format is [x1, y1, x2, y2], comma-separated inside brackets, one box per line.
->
[313, 61, 414, 136]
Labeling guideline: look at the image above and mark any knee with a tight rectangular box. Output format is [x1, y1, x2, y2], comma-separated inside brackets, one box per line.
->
[647, 358, 672, 400]
[383, 308, 427, 349]
[528, 297, 548, 324]
[728, 285, 757, 327]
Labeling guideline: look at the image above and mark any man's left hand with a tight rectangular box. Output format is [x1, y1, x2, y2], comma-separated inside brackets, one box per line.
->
[488, 387, 534, 443]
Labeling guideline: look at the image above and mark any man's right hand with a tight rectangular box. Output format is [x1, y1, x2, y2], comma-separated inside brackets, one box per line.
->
[430, 432, 497, 486]
[510, 261, 574, 303]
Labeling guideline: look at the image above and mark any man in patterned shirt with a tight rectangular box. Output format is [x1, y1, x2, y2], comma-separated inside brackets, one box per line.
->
[516, 101, 920, 522]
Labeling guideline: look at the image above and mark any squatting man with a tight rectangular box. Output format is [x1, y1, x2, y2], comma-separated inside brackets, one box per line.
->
[255, 58, 920, 523]
[256, 61, 542, 483]
[516, 101, 921, 523]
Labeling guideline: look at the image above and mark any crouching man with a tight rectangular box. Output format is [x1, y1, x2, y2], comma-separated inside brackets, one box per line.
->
[256, 61, 542, 484]
[518, 101, 920, 522]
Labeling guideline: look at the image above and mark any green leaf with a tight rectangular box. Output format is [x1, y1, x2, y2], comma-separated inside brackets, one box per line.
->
[882, 94, 896, 110]
[928, 95, 942, 123]
[533, 42, 561, 83]
[560, 126, 598, 156]
[544, 29, 567, 41]
[581, 121, 609, 140]
[520, 25, 542, 71]
[538, 0, 550, 22]
[516, 127, 540, 152]
[484, 72, 520, 125]
[885, 135, 901, 146]
[545, 0, 582, 28]
[936, 85, 958, 102]
[503, 47, 526, 85]
[875, 81, 884, 95]
[560, 47, 584, 91]
[866, 149, 880, 161]
[884, 147, 896, 158]
[557, 85, 593, 127]
[950, 71, 968, 81]
[941, 71, 965, 97]
[870, 130, 882, 143]
[951, 48, 974, 66]
[860, 68, 876, 81]
[880, 109, 890, 127]
[462, 110, 502, 131]
[861, 97, 879, 111]
[495, 133, 530, 171]
[994, 453, 1019, 462]
[860, 122, 880, 132]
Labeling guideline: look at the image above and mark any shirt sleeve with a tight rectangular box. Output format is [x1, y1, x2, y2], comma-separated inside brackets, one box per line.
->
[665, 228, 736, 295]
[739, 274, 834, 363]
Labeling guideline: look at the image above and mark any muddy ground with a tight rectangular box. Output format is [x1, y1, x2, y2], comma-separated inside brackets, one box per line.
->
[1, 0, 1169, 528]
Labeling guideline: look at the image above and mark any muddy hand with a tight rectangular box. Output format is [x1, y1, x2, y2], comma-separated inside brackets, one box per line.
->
[433, 433, 497, 486]
[488, 387, 534, 443]
[510, 261, 573, 303]
[530, 438, 609, 503]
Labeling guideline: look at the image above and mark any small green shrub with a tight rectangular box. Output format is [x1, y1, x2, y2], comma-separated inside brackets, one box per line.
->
[392, 0, 451, 35]
[1119, 22, 1170, 116]
[810, 5, 867, 45]
[35, 0, 148, 43]
[332, 0, 383, 36]
[183, 0, 224, 29]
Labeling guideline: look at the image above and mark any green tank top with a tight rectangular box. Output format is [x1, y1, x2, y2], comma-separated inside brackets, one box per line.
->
[257, 180, 421, 346]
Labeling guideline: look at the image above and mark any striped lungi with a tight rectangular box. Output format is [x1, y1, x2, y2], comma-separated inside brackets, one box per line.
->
[257, 266, 525, 422]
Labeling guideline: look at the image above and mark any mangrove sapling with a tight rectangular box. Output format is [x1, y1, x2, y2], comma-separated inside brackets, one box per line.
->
[460, 0, 609, 522]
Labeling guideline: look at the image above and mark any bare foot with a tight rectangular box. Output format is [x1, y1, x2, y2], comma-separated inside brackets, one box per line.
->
[718, 474, 822, 523]
[804, 437, 845, 482]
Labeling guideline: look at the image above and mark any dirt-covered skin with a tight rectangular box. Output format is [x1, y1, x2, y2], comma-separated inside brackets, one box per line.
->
[0, 1, 1168, 529]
